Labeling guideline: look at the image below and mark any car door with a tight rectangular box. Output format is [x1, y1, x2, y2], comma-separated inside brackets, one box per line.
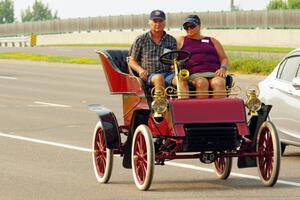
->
[269, 55, 300, 143]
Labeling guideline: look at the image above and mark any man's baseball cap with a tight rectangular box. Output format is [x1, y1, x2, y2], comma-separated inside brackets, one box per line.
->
[150, 10, 166, 21]
[183, 15, 201, 26]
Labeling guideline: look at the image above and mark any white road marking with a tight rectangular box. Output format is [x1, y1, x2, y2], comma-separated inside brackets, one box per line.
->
[0, 76, 17, 80]
[165, 162, 300, 187]
[0, 132, 91, 152]
[0, 131, 299, 187]
[33, 101, 71, 108]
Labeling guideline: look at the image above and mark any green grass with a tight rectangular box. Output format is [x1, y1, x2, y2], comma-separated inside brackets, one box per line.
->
[0, 52, 280, 75]
[229, 56, 280, 75]
[0, 52, 100, 65]
[224, 45, 294, 53]
[39, 43, 131, 47]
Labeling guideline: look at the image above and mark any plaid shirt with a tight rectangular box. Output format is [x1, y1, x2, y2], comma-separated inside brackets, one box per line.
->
[129, 31, 177, 73]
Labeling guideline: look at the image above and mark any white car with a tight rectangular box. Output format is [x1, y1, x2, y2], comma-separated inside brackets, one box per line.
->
[259, 48, 300, 154]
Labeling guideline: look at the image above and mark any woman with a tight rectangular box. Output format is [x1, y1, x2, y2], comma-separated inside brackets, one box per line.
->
[176, 15, 229, 98]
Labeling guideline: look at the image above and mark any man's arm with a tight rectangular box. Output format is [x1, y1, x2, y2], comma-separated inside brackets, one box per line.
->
[128, 35, 149, 81]
[128, 57, 148, 81]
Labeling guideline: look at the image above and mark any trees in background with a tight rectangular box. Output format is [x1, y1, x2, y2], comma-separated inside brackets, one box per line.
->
[0, 0, 60, 24]
[1, 0, 300, 24]
[21, 0, 59, 22]
[0, 0, 14, 24]
[267, 0, 288, 9]
[267, 0, 300, 10]
[288, 0, 300, 8]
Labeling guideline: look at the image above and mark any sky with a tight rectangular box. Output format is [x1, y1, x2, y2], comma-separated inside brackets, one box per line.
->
[13, 0, 271, 20]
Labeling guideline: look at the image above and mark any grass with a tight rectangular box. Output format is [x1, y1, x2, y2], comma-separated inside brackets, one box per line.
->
[224, 45, 294, 53]
[39, 43, 131, 48]
[229, 56, 280, 75]
[0, 52, 280, 75]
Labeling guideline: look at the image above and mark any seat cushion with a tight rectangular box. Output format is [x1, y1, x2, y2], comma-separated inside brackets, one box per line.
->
[105, 50, 129, 74]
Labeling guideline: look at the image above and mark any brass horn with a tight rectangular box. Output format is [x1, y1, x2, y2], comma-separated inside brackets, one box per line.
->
[178, 69, 190, 81]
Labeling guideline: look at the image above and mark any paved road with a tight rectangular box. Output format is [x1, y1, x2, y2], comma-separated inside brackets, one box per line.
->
[1, 59, 300, 200]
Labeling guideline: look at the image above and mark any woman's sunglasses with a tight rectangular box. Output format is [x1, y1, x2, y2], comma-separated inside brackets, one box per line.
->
[183, 24, 196, 30]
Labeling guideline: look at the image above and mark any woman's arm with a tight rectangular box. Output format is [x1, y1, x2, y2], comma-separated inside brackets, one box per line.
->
[211, 37, 229, 68]
[176, 36, 185, 49]
[211, 37, 229, 77]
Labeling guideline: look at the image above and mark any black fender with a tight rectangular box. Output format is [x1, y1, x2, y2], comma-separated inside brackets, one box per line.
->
[89, 104, 121, 150]
[238, 104, 272, 168]
[248, 104, 272, 143]
[122, 109, 150, 169]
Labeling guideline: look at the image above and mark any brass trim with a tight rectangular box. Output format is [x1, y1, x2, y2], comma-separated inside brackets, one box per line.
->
[164, 86, 242, 97]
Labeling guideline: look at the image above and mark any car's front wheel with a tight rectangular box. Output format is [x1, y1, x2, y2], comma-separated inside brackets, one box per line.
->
[92, 121, 113, 183]
[131, 125, 155, 191]
[256, 121, 281, 187]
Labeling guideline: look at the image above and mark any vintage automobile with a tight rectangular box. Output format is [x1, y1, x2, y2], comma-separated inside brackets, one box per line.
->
[259, 48, 300, 154]
[89, 49, 281, 191]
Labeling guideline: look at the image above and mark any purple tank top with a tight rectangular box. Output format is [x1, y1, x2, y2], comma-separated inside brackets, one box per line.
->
[181, 37, 220, 74]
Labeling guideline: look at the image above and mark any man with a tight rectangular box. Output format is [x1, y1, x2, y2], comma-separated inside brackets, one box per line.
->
[129, 10, 177, 93]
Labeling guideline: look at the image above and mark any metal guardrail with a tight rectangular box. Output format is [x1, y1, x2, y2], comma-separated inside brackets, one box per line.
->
[0, 36, 29, 47]
[0, 10, 300, 37]
[0, 34, 36, 47]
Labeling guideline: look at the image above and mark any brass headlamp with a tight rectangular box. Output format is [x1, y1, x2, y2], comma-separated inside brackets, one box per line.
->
[151, 98, 167, 118]
[245, 85, 262, 116]
[178, 69, 190, 81]
[151, 87, 167, 118]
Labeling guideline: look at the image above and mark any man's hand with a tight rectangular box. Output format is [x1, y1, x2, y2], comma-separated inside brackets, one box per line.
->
[215, 68, 226, 77]
[139, 69, 148, 81]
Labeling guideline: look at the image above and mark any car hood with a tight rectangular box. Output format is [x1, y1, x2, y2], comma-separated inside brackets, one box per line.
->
[169, 98, 247, 124]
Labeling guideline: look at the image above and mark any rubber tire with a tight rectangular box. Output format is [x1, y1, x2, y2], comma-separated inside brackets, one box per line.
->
[131, 125, 155, 191]
[256, 121, 281, 187]
[92, 121, 113, 183]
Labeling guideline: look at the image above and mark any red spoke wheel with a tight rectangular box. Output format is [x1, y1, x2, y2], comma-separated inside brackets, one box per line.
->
[131, 125, 154, 191]
[214, 155, 232, 179]
[92, 121, 113, 183]
[256, 121, 281, 187]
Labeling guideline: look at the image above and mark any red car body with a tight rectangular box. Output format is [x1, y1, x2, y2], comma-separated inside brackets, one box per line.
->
[90, 49, 281, 190]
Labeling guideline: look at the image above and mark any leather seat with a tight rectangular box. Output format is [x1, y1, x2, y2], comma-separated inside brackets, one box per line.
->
[104, 50, 234, 95]
[104, 50, 130, 74]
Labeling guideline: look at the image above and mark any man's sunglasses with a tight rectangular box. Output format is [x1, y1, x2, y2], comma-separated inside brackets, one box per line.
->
[183, 24, 196, 30]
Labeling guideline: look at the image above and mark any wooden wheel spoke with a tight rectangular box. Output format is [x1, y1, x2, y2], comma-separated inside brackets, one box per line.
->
[137, 164, 145, 182]
[136, 138, 141, 152]
[139, 135, 145, 153]
[96, 141, 101, 150]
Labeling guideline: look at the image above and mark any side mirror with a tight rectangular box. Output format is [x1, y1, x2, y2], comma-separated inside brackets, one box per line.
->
[292, 77, 300, 89]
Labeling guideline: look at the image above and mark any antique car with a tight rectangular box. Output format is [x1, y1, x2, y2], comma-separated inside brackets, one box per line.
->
[259, 48, 300, 154]
[89, 49, 281, 191]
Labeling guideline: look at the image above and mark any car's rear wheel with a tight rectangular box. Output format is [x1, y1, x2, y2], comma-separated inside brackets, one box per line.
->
[256, 121, 281, 187]
[92, 121, 113, 183]
[131, 125, 155, 191]
[214, 155, 232, 179]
